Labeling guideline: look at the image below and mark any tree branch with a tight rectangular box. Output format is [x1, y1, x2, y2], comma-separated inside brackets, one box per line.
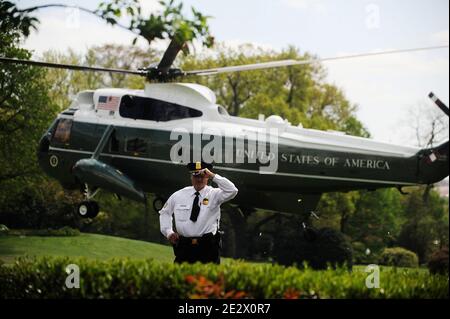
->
[18, 4, 138, 36]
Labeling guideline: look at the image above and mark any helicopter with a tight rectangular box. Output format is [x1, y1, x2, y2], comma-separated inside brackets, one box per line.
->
[0, 39, 448, 223]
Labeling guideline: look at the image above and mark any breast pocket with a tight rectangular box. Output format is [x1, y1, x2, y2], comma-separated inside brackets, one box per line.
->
[174, 204, 191, 222]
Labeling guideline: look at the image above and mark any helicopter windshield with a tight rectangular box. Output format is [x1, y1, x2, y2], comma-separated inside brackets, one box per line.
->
[119, 95, 203, 122]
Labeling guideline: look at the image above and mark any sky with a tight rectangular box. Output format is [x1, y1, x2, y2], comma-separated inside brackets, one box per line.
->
[16, 0, 450, 146]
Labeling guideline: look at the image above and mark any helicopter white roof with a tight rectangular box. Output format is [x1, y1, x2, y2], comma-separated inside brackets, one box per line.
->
[68, 84, 421, 158]
[144, 83, 217, 108]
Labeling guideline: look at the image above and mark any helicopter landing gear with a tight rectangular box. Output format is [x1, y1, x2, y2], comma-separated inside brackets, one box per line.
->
[77, 184, 100, 219]
[77, 201, 99, 218]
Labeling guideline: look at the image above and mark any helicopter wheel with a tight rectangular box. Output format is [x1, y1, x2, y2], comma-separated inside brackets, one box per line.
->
[77, 201, 100, 219]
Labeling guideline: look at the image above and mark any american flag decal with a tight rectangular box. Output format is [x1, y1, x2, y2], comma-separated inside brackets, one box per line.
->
[98, 96, 120, 111]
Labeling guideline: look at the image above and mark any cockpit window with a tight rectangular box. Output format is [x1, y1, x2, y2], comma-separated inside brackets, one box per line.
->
[53, 119, 72, 144]
[119, 95, 202, 122]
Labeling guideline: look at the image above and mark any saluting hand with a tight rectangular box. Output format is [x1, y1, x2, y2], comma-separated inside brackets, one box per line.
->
[202, 168, 215, 179]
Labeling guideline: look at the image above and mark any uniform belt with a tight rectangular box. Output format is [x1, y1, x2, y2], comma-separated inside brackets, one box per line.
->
[179, 232, 215, 245]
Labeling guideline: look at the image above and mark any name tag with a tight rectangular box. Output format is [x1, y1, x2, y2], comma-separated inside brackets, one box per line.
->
[176, 204, 190, 210]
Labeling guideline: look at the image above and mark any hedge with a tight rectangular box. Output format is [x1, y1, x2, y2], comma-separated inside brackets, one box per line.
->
[379, 247, 419, 268]
[0, 257, 447, 299]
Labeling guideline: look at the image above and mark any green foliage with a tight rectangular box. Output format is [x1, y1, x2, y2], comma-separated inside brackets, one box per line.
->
[0, 257, 447, 299]
[97, 0, 214, 47]
[0, 179, 82, 229]
[347, 189, 402, 252]
[316, 192, 359, 232]
[134, 0, 213, 48]
[42, 44, 157, 109]
[273, 226, 353, 270]
[398, 187, 448, 263]
[0, 28, 56, 185]
[428, 247, 449, 275]
[82, 193, 162, 243]
[352, 241, 379, 265]
[0, 1, 39, 37]
[379, 247, 419, 268]
[181, 43, 369, 138]
[5, 0, 213, 48]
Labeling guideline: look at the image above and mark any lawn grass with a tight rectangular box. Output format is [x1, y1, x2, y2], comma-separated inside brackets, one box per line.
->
[0, 233, 174, 264]
[0, 232, 434, 276]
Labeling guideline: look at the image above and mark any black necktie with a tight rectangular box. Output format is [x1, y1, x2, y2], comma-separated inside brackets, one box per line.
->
[190, 191, 200, 222]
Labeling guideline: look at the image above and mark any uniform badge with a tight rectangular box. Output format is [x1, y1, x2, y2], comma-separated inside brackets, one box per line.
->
[202, 198, 209, 205]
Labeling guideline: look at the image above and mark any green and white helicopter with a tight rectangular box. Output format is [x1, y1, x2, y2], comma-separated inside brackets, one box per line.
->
[1, 41, 448, 226]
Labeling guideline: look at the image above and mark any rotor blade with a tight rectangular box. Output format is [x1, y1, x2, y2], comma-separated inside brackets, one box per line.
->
[186, 45, 450, 76]
[429, 92, 449, 117]
[0, 57, 145, 76]
[157, 38, 185, 74]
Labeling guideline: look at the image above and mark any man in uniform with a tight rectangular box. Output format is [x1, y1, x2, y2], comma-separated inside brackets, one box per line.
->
[159, 162, 238, 264]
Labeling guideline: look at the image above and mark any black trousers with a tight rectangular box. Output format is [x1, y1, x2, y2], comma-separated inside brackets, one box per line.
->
[173, 232, 221, 264]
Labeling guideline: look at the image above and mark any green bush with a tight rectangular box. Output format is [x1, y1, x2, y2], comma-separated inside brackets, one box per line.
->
[0, 257, 447, 299]
[379, 247, 419, 268]
[273, 227, 353, 269]
[428, 247, 449, 275]
[0, 180, 82, 230]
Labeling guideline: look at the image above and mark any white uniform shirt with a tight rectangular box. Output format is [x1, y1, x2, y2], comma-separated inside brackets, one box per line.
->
[159, 174, 238, 238]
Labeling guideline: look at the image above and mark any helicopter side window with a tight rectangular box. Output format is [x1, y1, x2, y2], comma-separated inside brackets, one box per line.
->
[52, 119, 73, 144]
[119, 95, 202, 122]
[125, 137, 148, 154]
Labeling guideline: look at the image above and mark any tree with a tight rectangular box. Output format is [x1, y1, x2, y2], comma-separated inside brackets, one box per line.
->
[407, 100, 449, 149]
[0, 24, 79, 228]
[0, 27, 55, 185]
[316, 192, 359, 234]
[347, 189, 403, 252]
[398, 187, 448, 263]
[0, 0, 213, 48]
[181, 43, 369, 139]
[42, 44, 157, 111]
